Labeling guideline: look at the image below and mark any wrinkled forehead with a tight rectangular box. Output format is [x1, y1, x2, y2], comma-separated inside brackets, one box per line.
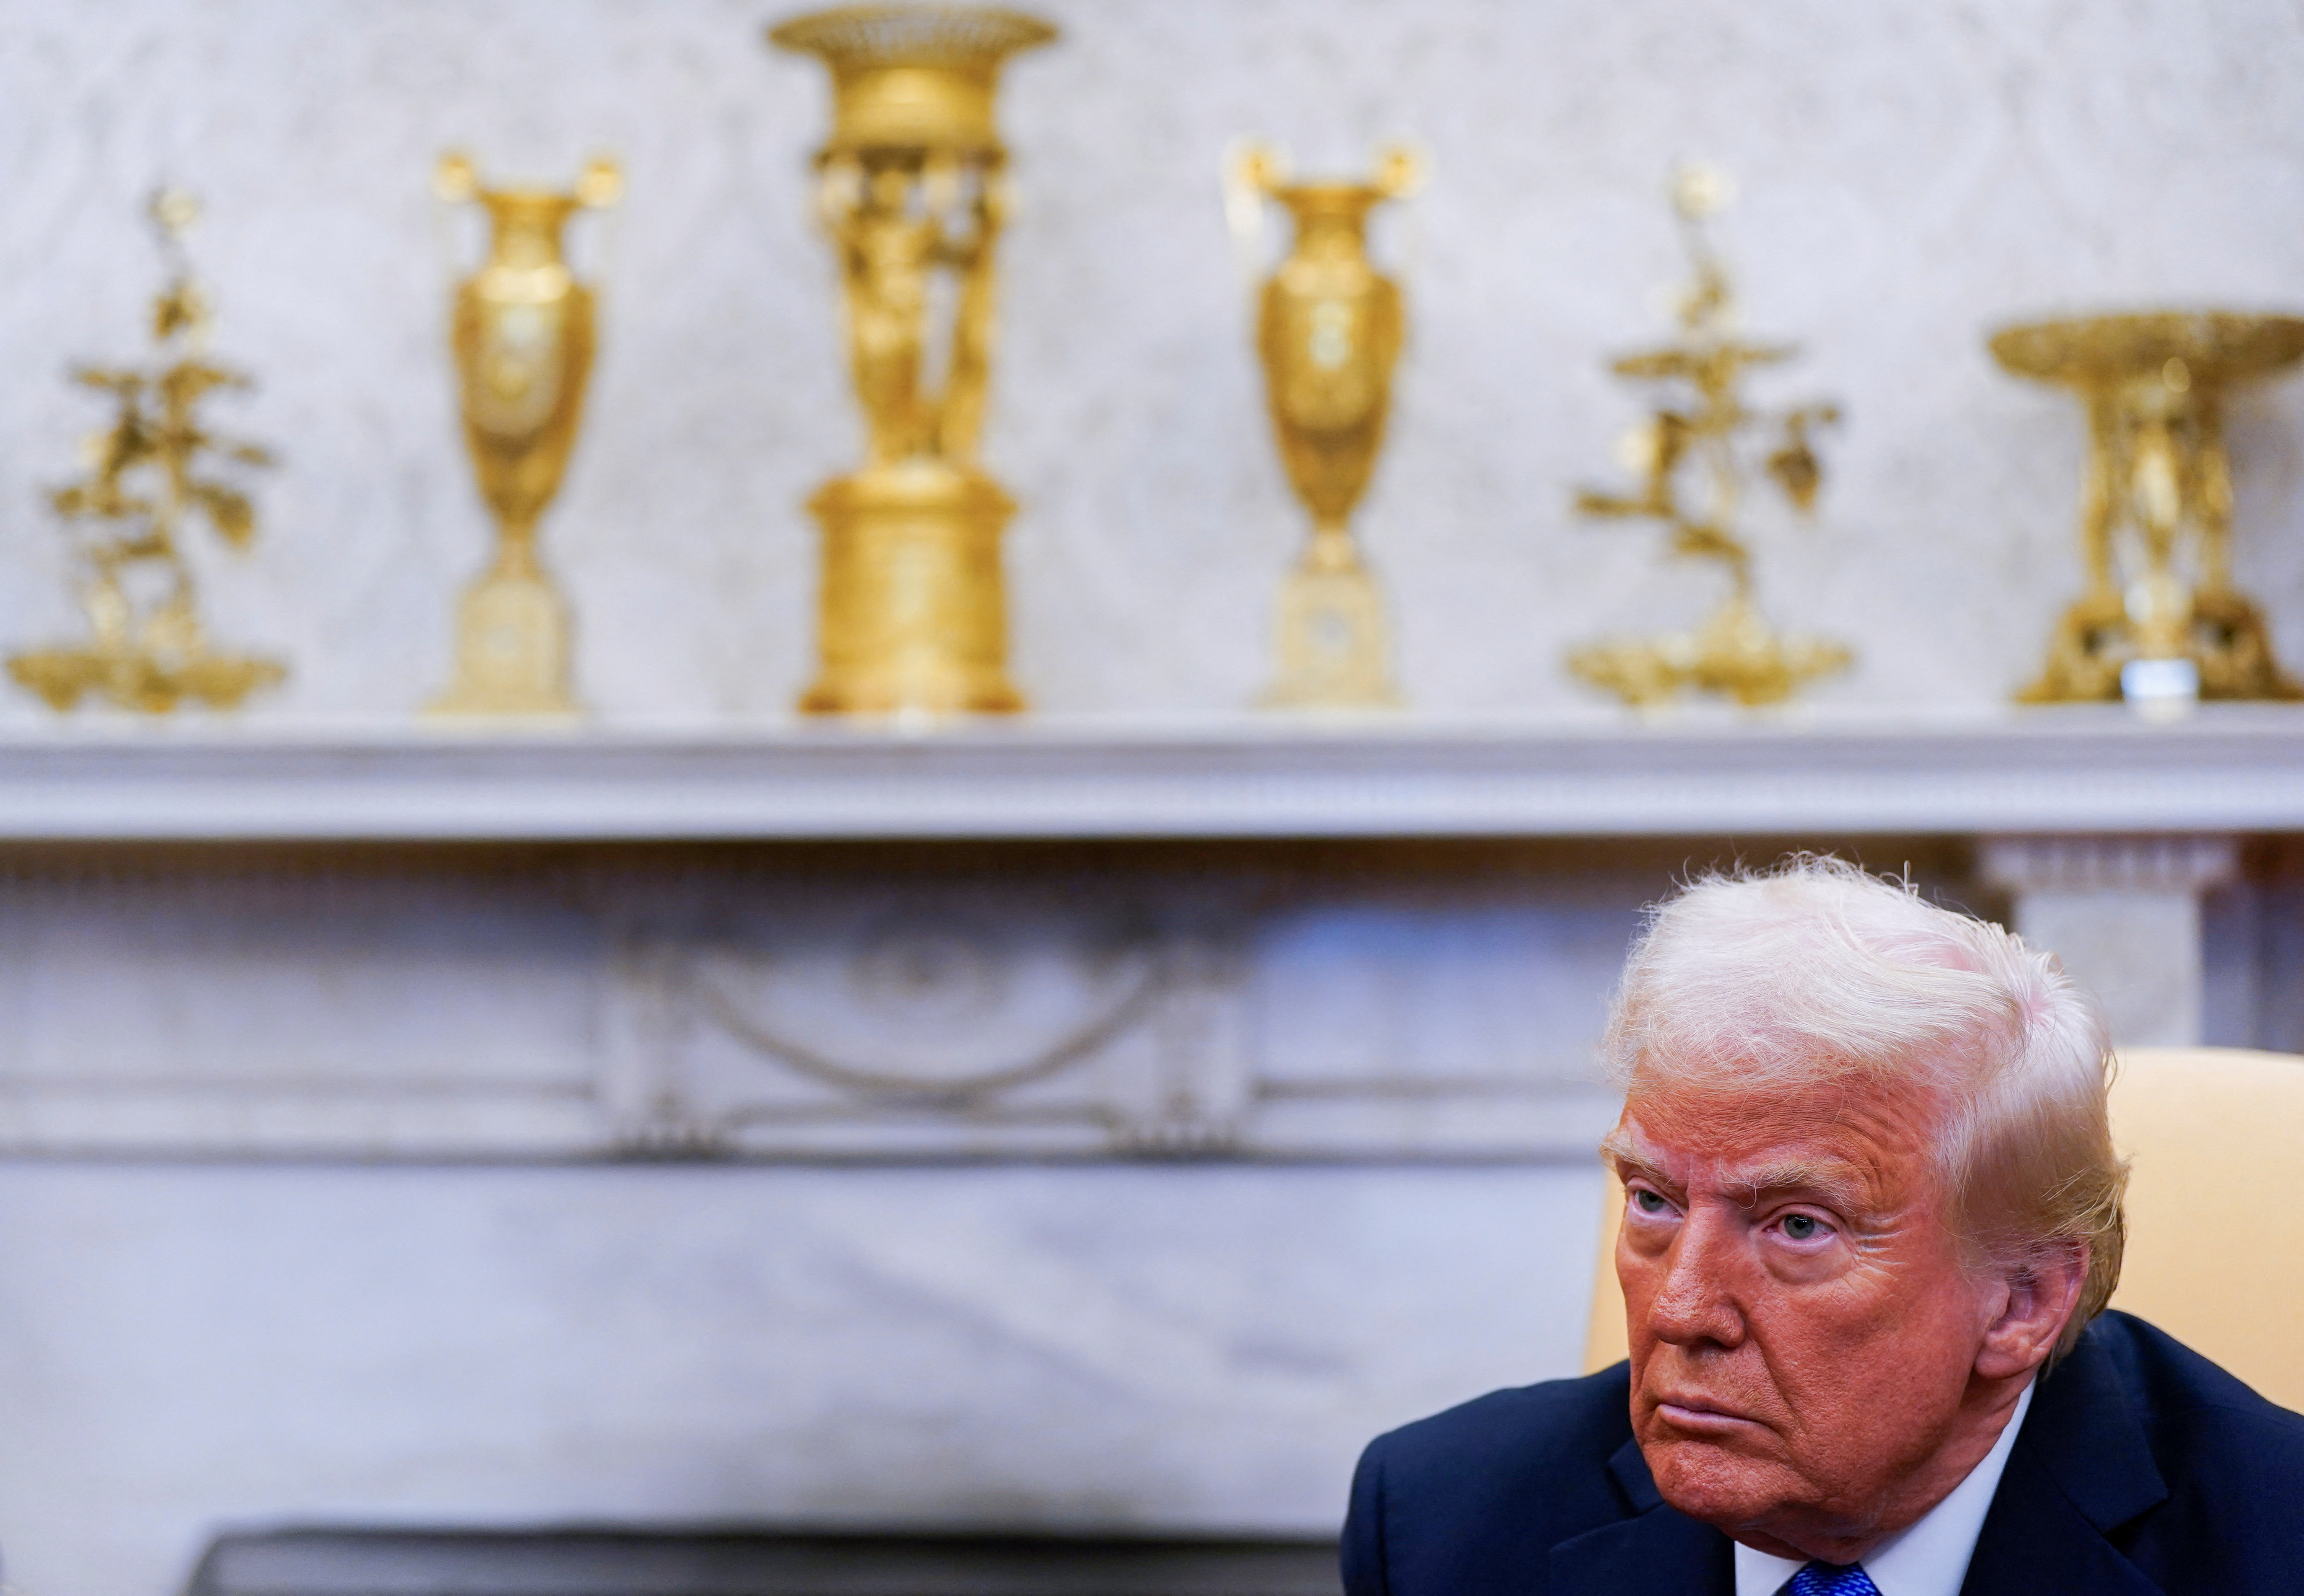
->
[1610, 1070, 1950, 1202]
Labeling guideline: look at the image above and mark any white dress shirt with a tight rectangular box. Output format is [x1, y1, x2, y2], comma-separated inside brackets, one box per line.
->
[1731, 1380, 2034, 1596]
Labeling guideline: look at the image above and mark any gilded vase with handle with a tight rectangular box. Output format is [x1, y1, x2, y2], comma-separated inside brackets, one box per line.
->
[770, 5, 1055, 717]
[1229, 142, 1420, 710]
[1991, 311, 2304, 708]
[428, 152, 620, 719]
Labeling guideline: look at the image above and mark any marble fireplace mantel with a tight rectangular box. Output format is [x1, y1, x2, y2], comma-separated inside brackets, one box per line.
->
[0, 706, 2284, 1165]
[0, 706, 2291, 841]
[3, 710, 2295, 1596]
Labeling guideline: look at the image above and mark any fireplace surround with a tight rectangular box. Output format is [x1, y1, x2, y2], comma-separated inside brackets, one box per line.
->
[188, 1529, 1342, 1596]
[3, 713, 2296, 1596]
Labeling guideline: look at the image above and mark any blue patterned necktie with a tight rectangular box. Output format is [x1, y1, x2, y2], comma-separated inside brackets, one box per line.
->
[1785, 1562, 1882, 1596]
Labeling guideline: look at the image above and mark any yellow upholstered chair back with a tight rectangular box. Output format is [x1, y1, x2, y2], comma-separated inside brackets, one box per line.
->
[1579, 1047, 2304, 1412]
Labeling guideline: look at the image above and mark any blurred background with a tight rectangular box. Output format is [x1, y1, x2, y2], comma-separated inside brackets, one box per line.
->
[1, 3, 2301, 1595]
[6, 0, 2304, 717]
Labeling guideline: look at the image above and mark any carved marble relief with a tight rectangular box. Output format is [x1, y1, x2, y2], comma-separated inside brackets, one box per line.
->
[0, 849, 1627, 1160]
[601, 872, 1262, 1156]
[595, 860, 1628, 1160]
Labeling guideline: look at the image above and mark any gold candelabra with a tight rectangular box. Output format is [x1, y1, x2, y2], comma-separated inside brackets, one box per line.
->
[1992, 311, 2304, 707]
[1228, 141, 1421, 710]
[428, 152, 621, 720]
[770, 5, 1055, 717]
[1568, 166, 1850, 709]
[9, 190, 285, 714]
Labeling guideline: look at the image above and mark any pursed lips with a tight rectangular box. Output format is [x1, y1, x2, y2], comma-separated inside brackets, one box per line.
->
[1649, 1391, 1766, 1432]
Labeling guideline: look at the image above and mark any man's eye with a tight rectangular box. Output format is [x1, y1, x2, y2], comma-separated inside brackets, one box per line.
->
[1781, 1213, 1823, 1241]
[1632, 1189, 1669, 1215]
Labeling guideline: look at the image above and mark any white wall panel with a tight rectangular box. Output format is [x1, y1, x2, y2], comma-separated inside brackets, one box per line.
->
[0, 1162, 1601, 1596]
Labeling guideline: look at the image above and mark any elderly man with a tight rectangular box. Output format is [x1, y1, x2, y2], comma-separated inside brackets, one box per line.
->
[1343, 858, 2304, 1595]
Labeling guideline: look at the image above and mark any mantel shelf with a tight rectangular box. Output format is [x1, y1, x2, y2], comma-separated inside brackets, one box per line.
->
[0, 707, 2291, 842]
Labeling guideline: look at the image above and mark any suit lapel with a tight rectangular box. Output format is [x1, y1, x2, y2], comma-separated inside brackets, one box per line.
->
[1960, 1327, 2169, 1596]
[1549, 1438, 1734, 1596]
[1958, 1445, 2164, 1596]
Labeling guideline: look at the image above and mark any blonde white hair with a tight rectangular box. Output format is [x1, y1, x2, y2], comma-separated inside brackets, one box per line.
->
[1602, 855, 2125, 1358]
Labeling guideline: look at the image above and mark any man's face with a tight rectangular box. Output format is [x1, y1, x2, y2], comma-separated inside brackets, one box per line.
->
[1608, 1071, 2000, 1556]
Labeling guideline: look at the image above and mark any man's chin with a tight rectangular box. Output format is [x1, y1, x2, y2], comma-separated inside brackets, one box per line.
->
[1640, 1434, 1803, 1530]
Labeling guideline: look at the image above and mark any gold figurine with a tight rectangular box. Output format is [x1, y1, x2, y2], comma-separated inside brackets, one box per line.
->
[1992, 311, 2304, 707]
[427, 152, 621, 720]
[1227, 141, 1422, 710]
[770, 5, 1055, 717]
[9, 190, 284, 714]
[1568, 166, 1850, 709]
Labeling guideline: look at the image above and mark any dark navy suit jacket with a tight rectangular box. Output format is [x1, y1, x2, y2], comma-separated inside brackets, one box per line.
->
[1342, 1311, 2304, 1595]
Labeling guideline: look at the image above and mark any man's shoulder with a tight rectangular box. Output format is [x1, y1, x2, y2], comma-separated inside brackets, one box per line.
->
[1344, 1364, 1645, 1596]
[2085, 1308, 2304, 1463]
[2011, 1310, 2304, 1589]
[1366, 1362, 1635, 1485]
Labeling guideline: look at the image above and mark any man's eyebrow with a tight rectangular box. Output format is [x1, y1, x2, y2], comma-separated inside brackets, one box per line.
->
[1597, 1133, 1670, 1187]
[1596, 1135, 1870, 1211]
[1721, 1161, 1868, 1210]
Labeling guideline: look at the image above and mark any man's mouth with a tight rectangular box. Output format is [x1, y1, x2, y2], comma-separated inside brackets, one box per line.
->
[1650, 1392, 1762, 1433]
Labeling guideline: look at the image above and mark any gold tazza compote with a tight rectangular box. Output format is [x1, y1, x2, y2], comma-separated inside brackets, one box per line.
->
[770, 5, 1055, 717]
[1991, 311, 2304, 705]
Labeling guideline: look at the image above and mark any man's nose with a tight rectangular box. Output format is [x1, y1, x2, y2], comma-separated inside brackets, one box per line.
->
[1645, 1205, 1747, 1350]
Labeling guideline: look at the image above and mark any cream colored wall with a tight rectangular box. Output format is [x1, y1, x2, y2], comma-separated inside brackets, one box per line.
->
[3, 0, 2303, 723]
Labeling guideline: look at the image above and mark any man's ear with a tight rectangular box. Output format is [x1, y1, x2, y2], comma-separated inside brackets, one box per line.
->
[1975, 1238, 2089, 1380]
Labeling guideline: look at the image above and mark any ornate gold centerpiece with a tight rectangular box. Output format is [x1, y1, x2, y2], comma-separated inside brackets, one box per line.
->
[770, 5, 1055, 717]
[9, 191, 284, 714]
[428, 152, 621, 719]
[1569, 168, 1849, 709]
[1227, 142, 1421, 710]
[1991, 311, 2304, 706]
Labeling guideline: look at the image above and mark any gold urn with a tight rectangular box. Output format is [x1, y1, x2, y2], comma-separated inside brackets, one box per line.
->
[428, 152, 621, 720]
[770, 5, 1055, 717]
[1992, 311, 2304, 707]
[1228, 142, 1421, 710]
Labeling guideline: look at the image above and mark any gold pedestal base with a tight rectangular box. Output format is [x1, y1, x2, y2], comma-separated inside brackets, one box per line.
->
[426, 559, 580, 720]
[1571, 596, 1850, 709]
[1260, 533, 1401, 710]
[1991, 311, 2304, 705]
[2017, 586, 2302, 703]
[799, 459, 1024, 717]
[8, 646, 283, 714]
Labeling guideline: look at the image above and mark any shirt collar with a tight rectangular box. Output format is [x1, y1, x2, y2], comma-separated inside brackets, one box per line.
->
[1731, 1379, 2035, 1596]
